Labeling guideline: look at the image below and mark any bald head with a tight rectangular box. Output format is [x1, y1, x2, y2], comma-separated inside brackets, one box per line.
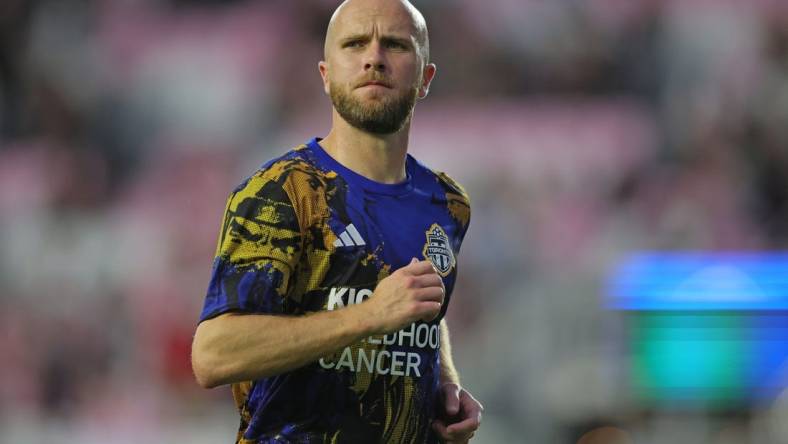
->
[324, 0, 430, 63]
[317, 0, 437, 134]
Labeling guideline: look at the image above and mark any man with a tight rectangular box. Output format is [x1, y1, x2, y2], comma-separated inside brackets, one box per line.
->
[191, 1, 482, 442]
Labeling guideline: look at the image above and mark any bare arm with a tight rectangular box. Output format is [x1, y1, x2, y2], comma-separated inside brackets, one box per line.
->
[192, 259, 445, 388]
[434, 320, 483, 443]
[192, 305, 373, 388]
[439, 319, 460, 385]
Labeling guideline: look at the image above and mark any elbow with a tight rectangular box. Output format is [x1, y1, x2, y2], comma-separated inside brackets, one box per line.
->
[192, 341, 220, 389]
[192, 356, 220, 389]
[191, 323, 226, 389]
[195, 372, 221, 390]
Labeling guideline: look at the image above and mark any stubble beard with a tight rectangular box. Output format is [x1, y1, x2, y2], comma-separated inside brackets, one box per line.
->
[329, 81, 419, 135]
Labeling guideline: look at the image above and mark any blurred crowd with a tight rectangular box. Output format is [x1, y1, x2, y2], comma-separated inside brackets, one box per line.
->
[1, 0, 787, 443]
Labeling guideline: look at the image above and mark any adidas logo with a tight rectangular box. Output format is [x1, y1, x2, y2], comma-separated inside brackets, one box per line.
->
[333, 224, 366, 248]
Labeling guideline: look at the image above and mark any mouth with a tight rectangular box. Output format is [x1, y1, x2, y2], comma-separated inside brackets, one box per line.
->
[357, 80, 392, 89]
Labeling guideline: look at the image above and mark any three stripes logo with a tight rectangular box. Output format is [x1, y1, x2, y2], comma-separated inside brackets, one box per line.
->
[333, 224, 367, 248]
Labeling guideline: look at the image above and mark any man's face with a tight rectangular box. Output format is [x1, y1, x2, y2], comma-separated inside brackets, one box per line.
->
[320, 1, 435, 134]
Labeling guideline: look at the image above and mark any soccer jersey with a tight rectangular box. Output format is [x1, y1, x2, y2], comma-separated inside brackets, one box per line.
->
[200, 138, 471, 444]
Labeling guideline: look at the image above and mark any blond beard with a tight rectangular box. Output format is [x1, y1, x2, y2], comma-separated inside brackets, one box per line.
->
[329, 82, 418, 134]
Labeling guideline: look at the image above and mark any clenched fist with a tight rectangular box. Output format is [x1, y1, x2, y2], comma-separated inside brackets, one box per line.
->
[361, 258, 445, 335]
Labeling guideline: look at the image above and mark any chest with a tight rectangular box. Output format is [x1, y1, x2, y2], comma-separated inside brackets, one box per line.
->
[342, 188, 459, 273]
[296, 188, 460, 312]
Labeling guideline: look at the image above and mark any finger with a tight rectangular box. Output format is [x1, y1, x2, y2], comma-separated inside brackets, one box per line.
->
[403, 259, 439, 276]
[412, 273, 444, 289]
[433, 420, 473, 442]
[417, 301, 442, 321]
[460, 391, 484, 416]
[399, 258, 427, 275]
[442, 383, 461, 416]
[446, 416, 481, 435]
[414, 287, 444, 303]
[431, 420, 453, 440]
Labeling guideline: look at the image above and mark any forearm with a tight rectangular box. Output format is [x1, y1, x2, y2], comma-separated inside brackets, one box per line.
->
[439, 320, 461, 385]
[434, 320, 484, 441]
[192, 306, 374, 388]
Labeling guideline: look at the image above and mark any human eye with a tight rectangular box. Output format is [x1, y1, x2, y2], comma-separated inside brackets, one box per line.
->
[342, 39, 365, 49]
[384, 39, 409, 50]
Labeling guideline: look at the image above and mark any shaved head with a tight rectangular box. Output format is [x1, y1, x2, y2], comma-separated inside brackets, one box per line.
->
[325, 0, 430, 63]
[318, 0, 436, 134]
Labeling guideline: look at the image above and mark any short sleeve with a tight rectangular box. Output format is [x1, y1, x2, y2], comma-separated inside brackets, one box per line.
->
[199, 172, 303, 322]
[435, 171, 471, 255]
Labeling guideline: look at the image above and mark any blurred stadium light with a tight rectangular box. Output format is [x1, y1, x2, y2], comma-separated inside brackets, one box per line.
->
[608, 253, 788, 407]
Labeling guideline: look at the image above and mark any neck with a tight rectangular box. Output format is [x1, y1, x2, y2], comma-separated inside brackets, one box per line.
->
[319, 110, 411, 184]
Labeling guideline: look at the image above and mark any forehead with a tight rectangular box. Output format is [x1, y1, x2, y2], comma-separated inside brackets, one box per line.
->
[332, 2, 418, 38]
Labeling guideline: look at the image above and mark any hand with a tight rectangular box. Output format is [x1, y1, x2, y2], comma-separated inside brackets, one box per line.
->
[362, 258, 445, 335]
[432, 383, 483, 443]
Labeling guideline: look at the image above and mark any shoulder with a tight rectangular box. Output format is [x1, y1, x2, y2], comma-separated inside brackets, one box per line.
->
[230, 143, 335, 230]
[233, 144, 322, 196]
[434, 170, 470, 206]
[410, 156, 470, 201]
[411, 157, 471, 230]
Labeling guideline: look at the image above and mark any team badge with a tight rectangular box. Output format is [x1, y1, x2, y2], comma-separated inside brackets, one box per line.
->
[423, 223, 455, 277]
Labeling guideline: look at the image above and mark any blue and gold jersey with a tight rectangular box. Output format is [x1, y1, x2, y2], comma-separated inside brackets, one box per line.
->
[200, 138, 471, 444]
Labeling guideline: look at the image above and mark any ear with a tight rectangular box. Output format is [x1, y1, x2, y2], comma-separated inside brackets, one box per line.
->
[318, 60, 330, 95]
[418, 63, 437, 100]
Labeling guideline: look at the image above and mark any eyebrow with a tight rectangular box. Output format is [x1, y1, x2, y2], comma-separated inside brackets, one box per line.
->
[381, 35, 413, 48]
[340, 33, 414, 48]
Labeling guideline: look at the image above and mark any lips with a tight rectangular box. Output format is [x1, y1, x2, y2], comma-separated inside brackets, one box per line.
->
[358, 80, 391, 89]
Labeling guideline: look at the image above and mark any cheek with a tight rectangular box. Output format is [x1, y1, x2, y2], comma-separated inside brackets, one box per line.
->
[406, 72, 424, 91]
[333, 55, 360, 75]
[399, 61, 423, 87]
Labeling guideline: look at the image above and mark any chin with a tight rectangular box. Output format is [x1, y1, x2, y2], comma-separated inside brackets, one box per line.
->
[356, 89, 391, 99]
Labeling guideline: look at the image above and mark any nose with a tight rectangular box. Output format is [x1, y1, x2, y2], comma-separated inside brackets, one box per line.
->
[363, 41, 386, 72]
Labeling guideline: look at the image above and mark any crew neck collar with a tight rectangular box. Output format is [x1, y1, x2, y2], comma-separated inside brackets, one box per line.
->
[307, 137, 414, 196]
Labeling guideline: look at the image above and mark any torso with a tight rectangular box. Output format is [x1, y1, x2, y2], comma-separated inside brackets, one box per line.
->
[203, 138, 470, 444]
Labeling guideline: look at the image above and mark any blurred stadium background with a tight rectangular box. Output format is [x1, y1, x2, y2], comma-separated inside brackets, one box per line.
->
[1, 0, 788, 443]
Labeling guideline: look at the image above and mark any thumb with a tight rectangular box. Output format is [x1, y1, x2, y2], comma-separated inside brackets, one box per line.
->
[442, 383, 461, 416]
[410, 257, 419, 265]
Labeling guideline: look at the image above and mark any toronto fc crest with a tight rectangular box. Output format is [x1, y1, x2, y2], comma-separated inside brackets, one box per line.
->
[423, 223, 455, 277]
